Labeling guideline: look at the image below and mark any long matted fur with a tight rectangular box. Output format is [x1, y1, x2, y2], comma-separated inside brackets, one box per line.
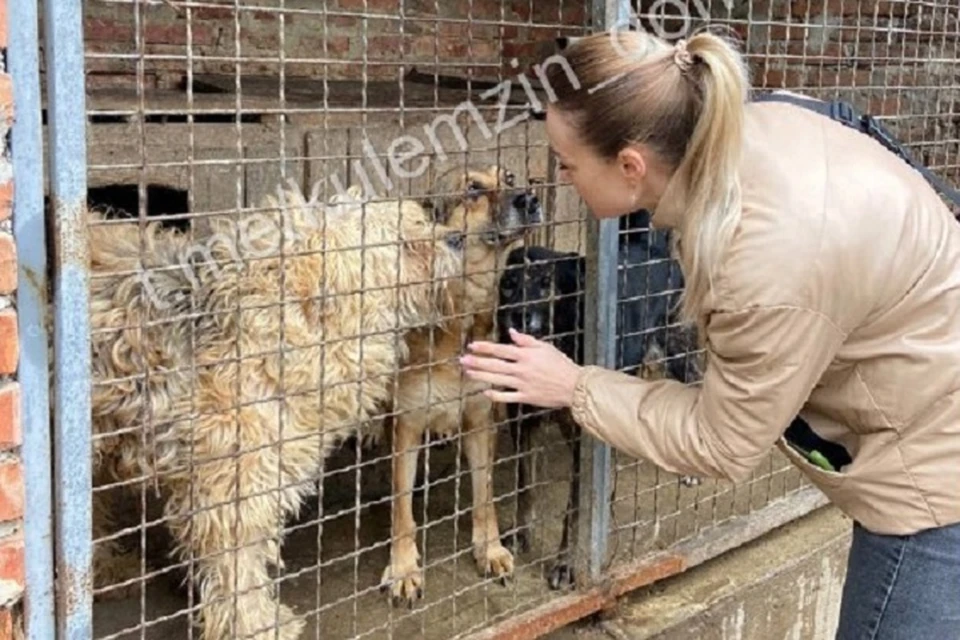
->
[88, 182, 464, 639]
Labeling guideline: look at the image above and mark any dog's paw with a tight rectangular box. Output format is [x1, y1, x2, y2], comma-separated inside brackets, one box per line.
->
[474, 542, 514, 585]
[380, 555, 423, 607]
[679, 475, 702, 487]
[501, 528, 531, 555]
[547, 561, 575, 591]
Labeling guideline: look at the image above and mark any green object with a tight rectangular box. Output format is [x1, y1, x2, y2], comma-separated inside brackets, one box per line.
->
[807, 450, 836, 472]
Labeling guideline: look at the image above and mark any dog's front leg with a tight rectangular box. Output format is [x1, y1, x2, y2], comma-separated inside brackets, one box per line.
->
[381, 413, 424, 606]
[165, 421, 305, 640]
[463, 398, 514, 584]
[502, 403, 538, 555]
[548, 411, 581, 590]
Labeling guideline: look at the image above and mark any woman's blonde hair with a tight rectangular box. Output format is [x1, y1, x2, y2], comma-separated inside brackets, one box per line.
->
[542, 27, 750, 326]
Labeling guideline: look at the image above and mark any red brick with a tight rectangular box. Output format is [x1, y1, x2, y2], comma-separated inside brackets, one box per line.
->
[756, 68, 808, 88]
[194, 7, 234, 20]
[300, 34, 351, 56]
[0, 0, 7, 49]
[0, 463, 22, 524]
[868, 95, 901, 116]
[833, 68, 875, 86]
[852, 42, 913, 64]
[247, 30, 280, 51]
[328, 15, 358, 30]
[0, 182, 11, 223]
[85, 18, 135, 43]
[0, 384, 19, 451]
[0, 536, 24, 590]
[512, 2, 532, 21]
[338, 0, 401, 12]
[0, 311, 17, 376]
[561, 4, 587, 26]
[143, 23, 215, 46]
[748, 0, 791, 19]
[764, 23, 815, 42]
[0, 75, 12, 128]
[249, 9, 278, 21]
[0, 608, 11, 640]
[0, 236, 13, 296]
[791, 0, 911, 18]
[785, 41, 844, 59]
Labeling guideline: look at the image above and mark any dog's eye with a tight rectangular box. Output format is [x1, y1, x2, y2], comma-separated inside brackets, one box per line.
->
[467, 181, 484, 196]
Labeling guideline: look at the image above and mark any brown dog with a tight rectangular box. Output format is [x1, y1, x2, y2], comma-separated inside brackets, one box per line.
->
[379, 164, 543, 605]
[88, 182, 465, 639]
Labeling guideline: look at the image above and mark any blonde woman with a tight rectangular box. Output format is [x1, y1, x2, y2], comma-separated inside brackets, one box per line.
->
[460, 30, 960, 638]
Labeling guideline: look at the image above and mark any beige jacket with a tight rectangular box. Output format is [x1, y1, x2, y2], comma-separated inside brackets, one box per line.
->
[570, 95, 960, 536]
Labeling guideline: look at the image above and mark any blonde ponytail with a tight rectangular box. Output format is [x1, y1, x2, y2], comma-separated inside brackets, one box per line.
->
[664, 29, 750, 326]
[539, 28, 751, 328]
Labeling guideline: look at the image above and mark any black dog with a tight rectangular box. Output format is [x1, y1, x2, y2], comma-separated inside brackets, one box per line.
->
[496, 210, 703, 590]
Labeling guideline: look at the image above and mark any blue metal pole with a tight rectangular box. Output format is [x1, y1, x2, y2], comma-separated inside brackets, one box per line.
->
[579, 0, 634, 584]
[41, 0, 92, 636]
[8, 0, 56, 636]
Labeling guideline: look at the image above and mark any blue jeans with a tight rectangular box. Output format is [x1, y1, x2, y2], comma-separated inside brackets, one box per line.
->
[836, 520, 960, 639]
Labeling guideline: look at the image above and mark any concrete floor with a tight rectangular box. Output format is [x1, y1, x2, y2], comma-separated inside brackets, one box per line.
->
[545, 506, 852, 640]
[90, 420, 803, 640]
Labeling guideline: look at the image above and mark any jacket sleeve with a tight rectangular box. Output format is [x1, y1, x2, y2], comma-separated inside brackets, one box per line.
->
[569, 304, 847, 483]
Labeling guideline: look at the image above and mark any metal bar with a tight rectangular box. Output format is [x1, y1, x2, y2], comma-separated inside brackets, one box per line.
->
[42, 0, 93, 636]
[575, 0, 634, 587]
[8, 0, 56, 636]
[463, 487, 830, 640]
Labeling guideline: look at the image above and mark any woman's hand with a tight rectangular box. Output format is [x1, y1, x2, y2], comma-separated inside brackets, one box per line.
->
[460, 328, 583, 408]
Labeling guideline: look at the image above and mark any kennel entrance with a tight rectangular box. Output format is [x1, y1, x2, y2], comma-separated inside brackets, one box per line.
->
[13, 0, 960, 638]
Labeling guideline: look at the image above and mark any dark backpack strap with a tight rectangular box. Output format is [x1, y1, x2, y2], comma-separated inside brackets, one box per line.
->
[752, 91, 960, 210]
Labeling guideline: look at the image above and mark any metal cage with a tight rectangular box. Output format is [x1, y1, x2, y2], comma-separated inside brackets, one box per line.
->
[9, 0, 960, 638]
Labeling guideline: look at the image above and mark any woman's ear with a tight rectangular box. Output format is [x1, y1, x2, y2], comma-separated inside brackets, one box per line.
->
[617, 146, 648, 184]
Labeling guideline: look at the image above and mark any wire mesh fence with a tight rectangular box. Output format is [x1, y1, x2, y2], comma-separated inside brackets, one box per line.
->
[29, 0, 960, 639]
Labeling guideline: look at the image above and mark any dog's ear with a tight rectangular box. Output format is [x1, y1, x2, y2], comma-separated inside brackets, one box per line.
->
[420, 193, 455, 224]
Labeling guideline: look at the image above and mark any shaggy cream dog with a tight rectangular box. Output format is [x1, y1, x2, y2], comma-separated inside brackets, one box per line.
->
[87, 182, 464, 640]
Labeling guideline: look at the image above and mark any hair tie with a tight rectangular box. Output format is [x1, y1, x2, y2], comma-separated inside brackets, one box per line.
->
[674, 39, 694, 72]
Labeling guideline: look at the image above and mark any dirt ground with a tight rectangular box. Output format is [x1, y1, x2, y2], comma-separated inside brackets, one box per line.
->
[91, 420, 801, 640]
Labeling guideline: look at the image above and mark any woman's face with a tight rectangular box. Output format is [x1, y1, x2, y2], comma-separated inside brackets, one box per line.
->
[545, 105, 669, 219]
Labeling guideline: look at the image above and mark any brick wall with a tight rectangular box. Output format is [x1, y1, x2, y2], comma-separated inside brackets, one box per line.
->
[0, 0, 23, 635]
[72, 0, 588, 91]
[64, 0, 958, 178]
[625, 0, 959, 185]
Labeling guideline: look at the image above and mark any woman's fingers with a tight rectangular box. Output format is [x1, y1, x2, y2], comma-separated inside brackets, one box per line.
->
[484, 388, 524, 404]
[462, 368, 521, 390]
[459, 354, 517, 375]
[507, 328, 541, 347]
[466, 340, 524, 361]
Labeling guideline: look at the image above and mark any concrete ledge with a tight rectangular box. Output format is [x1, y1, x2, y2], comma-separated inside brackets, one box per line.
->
[550, 505, 853, 640]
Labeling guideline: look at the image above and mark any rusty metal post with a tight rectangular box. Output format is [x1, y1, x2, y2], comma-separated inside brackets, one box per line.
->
[574, 0, 634, 587]
[9, 0, 56, 636]
[42, 0, 93, 636]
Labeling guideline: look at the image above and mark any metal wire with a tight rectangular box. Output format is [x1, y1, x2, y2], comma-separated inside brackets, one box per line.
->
[31, 0, 960, 638]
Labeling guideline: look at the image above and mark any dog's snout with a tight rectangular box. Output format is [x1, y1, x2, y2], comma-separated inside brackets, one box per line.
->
[512, 192, 538, 211]
[510, 309, 544, 336]
[445, 231, 464, 251]
[526, 311, 544, 335]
